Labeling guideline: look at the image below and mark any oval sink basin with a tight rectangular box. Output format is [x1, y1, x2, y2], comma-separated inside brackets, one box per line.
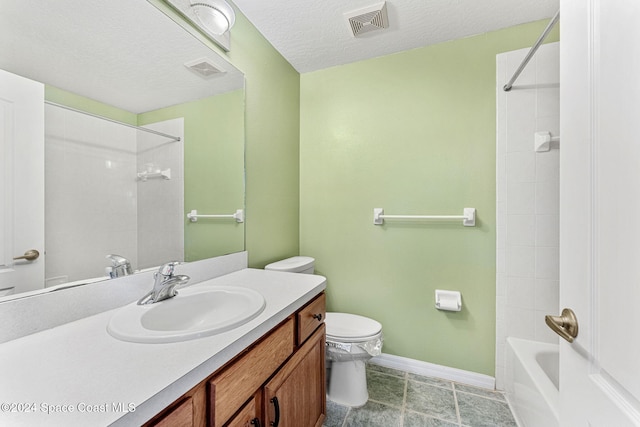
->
[108, 286, 265, 343]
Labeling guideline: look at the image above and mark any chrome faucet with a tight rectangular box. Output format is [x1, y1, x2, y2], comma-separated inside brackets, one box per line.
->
[137, 261, 189, 305]
[106, 254, 133, 278]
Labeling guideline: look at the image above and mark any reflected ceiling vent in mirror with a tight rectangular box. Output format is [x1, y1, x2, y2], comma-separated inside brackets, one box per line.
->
[163, 0, 236, 51]
[344, 2, 389, 37]
[184, 57, 226, 78]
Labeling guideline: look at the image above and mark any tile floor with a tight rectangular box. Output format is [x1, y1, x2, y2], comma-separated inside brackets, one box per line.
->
[323, 364, 517, 427]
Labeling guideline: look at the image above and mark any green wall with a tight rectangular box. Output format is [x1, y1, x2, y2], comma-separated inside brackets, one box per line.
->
[299, 21, 559, 376]
[225, 12, 301, 268]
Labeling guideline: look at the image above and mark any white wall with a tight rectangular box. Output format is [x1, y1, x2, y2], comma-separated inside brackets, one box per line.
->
[137, 118, 184, 269]
[45, 106, 183, 285]
[45, 105, 138, 284]
[495, 42, 560, 389]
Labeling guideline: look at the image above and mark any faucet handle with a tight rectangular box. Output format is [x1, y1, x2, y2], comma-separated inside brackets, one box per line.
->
[106, 254, 130, 267]
[106, 254, 133, 277]
[157, 261, 182, 277]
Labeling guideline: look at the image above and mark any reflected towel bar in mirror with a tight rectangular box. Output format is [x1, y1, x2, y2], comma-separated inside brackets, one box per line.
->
[187, 209, 244, 223]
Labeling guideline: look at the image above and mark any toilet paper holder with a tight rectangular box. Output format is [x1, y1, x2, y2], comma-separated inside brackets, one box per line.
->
[435, 289, 462, 312]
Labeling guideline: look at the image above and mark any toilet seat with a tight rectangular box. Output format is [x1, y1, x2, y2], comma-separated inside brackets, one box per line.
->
[325, 312, 382, 343]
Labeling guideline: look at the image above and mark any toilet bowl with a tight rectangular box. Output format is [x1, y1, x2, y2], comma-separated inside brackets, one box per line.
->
[264, 256, 383, 407]
[325, 312, 382, 406]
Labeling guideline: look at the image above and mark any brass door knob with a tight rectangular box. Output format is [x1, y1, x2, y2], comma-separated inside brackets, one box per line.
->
[13, 249, 40, 261]
[545, 308, 579, 343]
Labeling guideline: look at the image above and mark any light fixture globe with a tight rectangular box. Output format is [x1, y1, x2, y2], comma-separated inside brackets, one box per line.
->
[190, 0, 235, 35]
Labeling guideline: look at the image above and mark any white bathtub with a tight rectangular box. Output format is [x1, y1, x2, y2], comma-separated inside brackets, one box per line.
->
[505, 337, 559, 427]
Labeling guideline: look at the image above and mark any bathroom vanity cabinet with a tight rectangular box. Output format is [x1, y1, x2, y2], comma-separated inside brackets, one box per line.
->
[145, 293, 326, 427]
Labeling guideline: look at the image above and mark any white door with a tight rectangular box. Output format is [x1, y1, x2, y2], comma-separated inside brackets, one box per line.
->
[559, 0, 640, 424]
[0, 69, 45, 296]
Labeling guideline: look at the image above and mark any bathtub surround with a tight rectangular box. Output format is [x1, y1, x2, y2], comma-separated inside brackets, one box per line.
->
[495, 42, 560, 390]
[300, 21, 559, 377]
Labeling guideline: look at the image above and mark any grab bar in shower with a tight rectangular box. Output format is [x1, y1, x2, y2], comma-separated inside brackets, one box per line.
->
[373, 208, 476, 227]
[187, 209, 244, 223]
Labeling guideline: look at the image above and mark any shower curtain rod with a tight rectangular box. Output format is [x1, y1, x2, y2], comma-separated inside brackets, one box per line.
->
[503, 10, 560, 92]
[44, 101, 181, 142]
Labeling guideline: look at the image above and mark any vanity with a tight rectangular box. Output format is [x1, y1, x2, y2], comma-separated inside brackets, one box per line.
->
[0, 254, 327, 426]
[148, 292, 326, 427]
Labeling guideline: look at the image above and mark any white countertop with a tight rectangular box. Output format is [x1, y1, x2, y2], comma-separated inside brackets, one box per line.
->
[0, 268, 326, 426]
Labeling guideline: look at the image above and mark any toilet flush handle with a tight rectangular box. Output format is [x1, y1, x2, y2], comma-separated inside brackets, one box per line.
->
[312, 313, 323, 321]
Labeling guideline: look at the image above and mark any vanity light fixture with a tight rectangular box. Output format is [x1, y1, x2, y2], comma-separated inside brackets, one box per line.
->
[190, 0, 236, 35]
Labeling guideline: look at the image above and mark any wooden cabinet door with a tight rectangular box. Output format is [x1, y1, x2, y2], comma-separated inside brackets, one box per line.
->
[226, 393, 261, 427]
[146, 386, 206, 427]
[209, 318, 294, 426]
[264, 325, 326, 427]
[152, 398, 193, 427]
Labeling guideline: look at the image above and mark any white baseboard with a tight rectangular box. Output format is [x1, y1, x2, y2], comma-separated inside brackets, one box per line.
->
[369, 353, 496, 390]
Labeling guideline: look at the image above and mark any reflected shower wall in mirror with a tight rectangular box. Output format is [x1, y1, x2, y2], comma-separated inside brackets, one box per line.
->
[44, 103, 185, 287]
[0, 0, 245, 300]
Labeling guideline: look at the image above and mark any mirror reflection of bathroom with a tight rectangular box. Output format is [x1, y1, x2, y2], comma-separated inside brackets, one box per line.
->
[0, 0, 245, 298]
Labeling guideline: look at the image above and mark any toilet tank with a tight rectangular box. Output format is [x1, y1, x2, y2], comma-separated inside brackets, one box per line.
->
[264, 256, 315, 274]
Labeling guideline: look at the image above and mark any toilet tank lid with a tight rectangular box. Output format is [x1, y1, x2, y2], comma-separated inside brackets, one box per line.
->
[264, 256, 315, 272]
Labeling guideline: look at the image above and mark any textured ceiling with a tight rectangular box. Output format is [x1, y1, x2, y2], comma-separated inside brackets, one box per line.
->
[0, 0, 243, 113]
[232, 0, 559, 73]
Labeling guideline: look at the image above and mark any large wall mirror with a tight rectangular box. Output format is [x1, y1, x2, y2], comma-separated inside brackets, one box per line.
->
[0, 0, 245, 301]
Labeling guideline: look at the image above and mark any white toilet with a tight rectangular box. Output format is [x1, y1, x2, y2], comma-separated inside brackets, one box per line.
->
[265, 256, 383, 407]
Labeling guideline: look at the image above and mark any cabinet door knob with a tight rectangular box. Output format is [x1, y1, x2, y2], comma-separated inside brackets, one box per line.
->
[312, 313, 323, 321]
[250, 417, 261, 427]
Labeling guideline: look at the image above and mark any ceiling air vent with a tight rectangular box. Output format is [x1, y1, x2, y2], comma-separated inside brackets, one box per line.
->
[344, 2, 389, 37]
[184, 57, 225, 78]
